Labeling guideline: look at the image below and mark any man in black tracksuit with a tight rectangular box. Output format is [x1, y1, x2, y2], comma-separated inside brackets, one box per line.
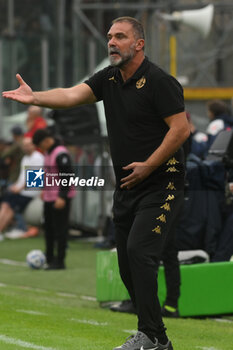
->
[3, 16, 190, 350]
[84, 19, 188, 350]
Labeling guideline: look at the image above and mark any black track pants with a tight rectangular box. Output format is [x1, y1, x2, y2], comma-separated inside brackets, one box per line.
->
[43, 199, 71, 264]
[113, 188, 183, 340]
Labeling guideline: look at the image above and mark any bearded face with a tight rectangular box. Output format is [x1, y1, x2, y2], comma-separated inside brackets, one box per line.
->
[107, 22, 139, 68]
[108, 42, 136, 67]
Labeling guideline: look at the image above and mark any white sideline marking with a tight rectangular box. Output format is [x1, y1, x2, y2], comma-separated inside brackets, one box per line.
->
[16, 309, 47, 316]
[214, 318, 233, 324]
[80, 295, 97, 301]
[0, 258, 27, 266]
[196, 347, 221, 350]
[0, 283, 96, 302]
[19, 286, 47, 293]
[0, 334, 58, 350]
[70, 318, 108, 326]
[56, 292, 76, 298]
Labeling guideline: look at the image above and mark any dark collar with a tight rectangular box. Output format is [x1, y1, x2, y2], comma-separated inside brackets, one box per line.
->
[115, 57, 149, 85]
[129, 56, 149, 80]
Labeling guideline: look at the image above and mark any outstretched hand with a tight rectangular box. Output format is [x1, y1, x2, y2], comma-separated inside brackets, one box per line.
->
[2, 74, 35, 105]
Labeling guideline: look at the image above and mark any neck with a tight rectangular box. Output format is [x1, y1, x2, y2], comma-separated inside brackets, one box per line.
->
[48, 139, 56, 150]
[120, 53, 145, 81]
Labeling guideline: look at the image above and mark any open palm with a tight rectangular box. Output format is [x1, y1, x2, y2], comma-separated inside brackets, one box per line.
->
[2, 74, 35, 105]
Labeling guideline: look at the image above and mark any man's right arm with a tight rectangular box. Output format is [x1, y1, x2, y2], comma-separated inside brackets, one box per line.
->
[2, 74, 97, 109]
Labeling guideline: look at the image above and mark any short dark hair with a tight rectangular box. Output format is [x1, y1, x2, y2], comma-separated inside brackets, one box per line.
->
[207, 99, 230, 117]
[11, 125, 23, 136]
[112, 16, 145, 40]
[32, 128, 51, 146]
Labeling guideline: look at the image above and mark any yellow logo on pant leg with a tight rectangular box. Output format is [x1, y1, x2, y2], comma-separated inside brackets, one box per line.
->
[166, 167, 179, 173]
[166, 182, 176, 190]
[152, 226, 161, 234]
[165, 194, 175, 201]
[156, 214, 166, 223]
[160, 203, 171, 211]
[166, 157, 179, 165]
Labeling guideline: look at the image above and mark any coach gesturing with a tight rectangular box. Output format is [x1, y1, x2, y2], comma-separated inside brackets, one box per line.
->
[3, 16, 190, 350]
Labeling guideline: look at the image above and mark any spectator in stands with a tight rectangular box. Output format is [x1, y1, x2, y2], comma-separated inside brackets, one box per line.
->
[0, 137, 44, 241]
[192, 100, 233, 159]
[33, 128, 76, 270]
[0, 138, 9, 190]
[1, 128, 39, 238]
[0, 138, 7, 155]
[24, 106, 47, 138]
[185, 113, 208, 158]
[0, 129, 26, 235]
[202, 101, 233, 261]
[1, 126, 24, 183]
[206, 99, 233, 147]
[211, 177, 233, 262]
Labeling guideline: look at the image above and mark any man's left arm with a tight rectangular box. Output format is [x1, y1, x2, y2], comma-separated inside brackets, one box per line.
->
[120, 111, 190, 189]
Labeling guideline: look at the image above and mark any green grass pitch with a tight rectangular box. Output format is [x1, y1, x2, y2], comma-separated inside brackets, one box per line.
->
[0, 236, 232, 350]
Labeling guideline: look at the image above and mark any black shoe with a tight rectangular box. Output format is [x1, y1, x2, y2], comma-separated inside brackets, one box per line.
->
[44, 262, 66, 270]
[110, 300, 136, 314]
[161, 305, 179, 318]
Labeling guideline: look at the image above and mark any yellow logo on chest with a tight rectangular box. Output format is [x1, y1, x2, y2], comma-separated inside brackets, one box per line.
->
[136, 76, 146, 89]
[109, 76, 117, 83]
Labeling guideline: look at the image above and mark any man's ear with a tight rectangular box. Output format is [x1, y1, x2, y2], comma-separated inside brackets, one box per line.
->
[136, 39, 144, 51]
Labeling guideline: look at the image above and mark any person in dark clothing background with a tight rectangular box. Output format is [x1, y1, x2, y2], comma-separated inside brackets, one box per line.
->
[191, 99, 233, 159]
[206, 99, 232, 144]
[33, 128, 76, 270]
[2, 126, 24, 183]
